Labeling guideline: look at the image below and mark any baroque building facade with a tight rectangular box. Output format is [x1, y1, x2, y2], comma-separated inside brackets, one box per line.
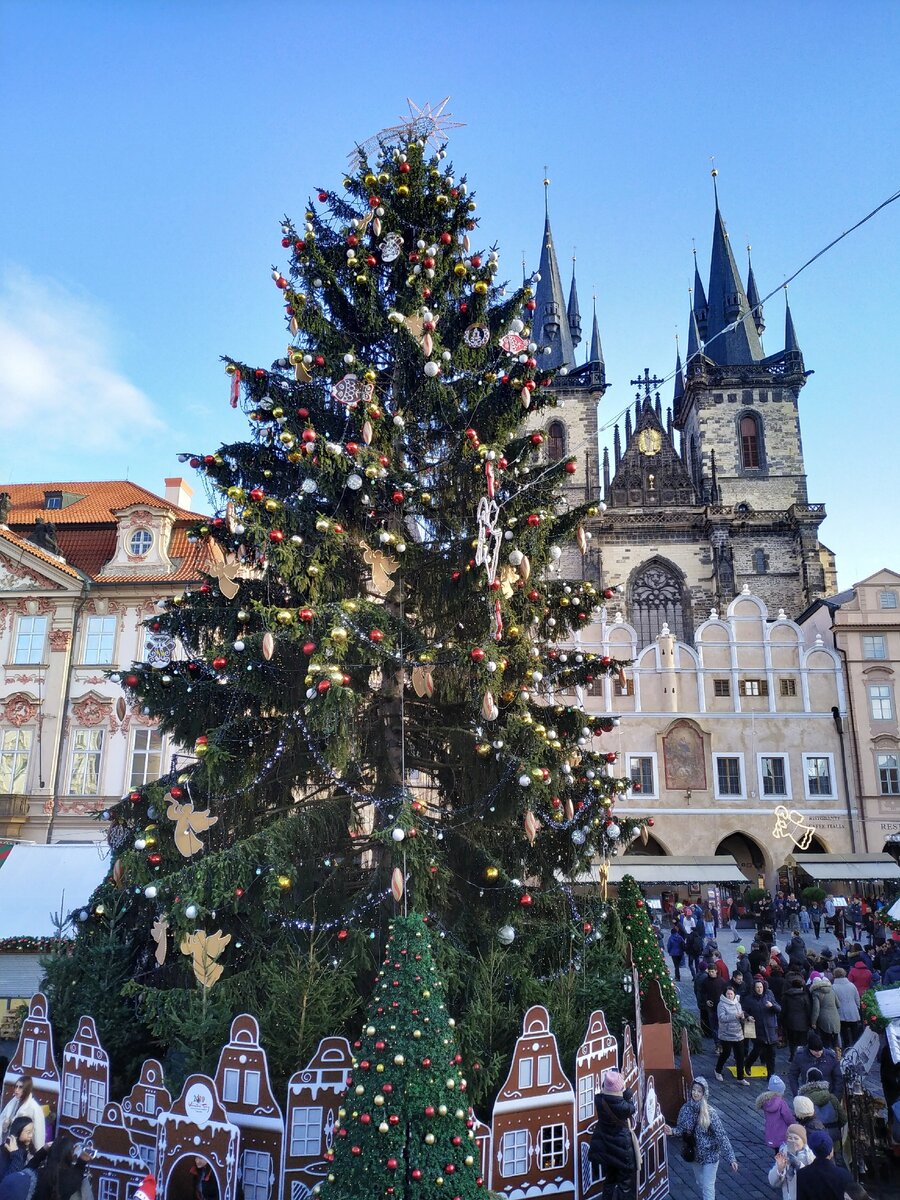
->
[0, 479, 206, 843]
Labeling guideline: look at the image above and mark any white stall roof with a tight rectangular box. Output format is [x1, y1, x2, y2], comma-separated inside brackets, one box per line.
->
[0, 843, 110, 938]
[573, 855, 749, 887]
[793, 854, 900, 883]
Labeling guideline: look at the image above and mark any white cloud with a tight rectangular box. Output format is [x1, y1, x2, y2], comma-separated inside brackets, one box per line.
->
[0, 267, 166, 466]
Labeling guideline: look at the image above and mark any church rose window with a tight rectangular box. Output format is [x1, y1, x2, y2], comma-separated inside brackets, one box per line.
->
[630, 561, 689, 645]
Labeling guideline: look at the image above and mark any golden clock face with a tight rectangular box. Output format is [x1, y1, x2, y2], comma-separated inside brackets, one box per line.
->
[638, 428, 662, 456]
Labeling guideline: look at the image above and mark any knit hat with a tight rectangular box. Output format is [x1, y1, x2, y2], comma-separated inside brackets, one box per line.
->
[786, 1123, 807, 1145]
[807, 1032, 824, 1051]
[134, 1179, 156, 1200]
[793, 1096, 815, 1119]
[808, 1129, 833, 1158]
[806, 1067, 823, 1083]
[601, 1069, 626, 1095]
[769, 1075, 786, 1095]
[736, 944, 746, 954]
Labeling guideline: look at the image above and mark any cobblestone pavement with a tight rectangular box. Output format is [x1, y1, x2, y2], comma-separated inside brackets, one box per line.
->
[660, 923, 900, 1200]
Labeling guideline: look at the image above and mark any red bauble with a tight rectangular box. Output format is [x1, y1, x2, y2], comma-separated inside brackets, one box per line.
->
[147, 853, 161, 865]
[281, 237, 291, 248]
[129, 791, 141, 803]
[212, 656, 227, 669]
[389, 1114, 400, 1125]
[424, 1106, 435, 1117]
[583, 922, 593, 934]
[360, 1113, 371, 1123]
[530, 433, 544, 445]
[337, 929, 348, 940]
[606, 752, 617, 764]
[648, 817, 655, 826]
[351, 1146, 361, 1156]
[317, 679, 330, 694]
[565, 461, 577, 474]
[301, 429, 317, 444]
[399, 163, 410, 174]
[318, 191, 328, 201]
[452, 1136, 462, 1147]
[299, 608, 315, 621]
[249, 487, 264, 501]
[386, 1158, 398, 1170]
[440, 232, 452, 244]
[411, 1170, 422, 1181]
[600, 655, 611, 666]
[383, 1084, 394, 1093]
[527, 514, 540, 526]
[445, 1164, 456, 1174]
[169, 785, 184, 799]
[603, 588, 614, 599]
[421, 1057, 431, 1067]
[125, 674, 140, 687]
[346, 234, 359, 247]
[392, 491, 404, 504]
[302, 642, 316, 655]
[519, 893, 533, 907]
[346, 441, 359, 456]
[269, 530, 284, 543]
[370, 629, 384, 642]
[470, 647, 485, 662]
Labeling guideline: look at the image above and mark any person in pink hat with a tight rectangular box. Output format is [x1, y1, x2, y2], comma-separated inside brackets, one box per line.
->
[587, 1069, 638, 1200]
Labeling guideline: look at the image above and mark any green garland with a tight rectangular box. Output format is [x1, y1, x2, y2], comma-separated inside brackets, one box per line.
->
[0, 936, 69, 954]
[860, 982, 900, 1033]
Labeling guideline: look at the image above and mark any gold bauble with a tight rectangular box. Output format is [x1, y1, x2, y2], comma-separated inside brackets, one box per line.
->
[474, 281, 488, 295]
[453, 264, 467, 277]
[485, 866, 499, 881]
[275, 610, 294, 625]
[330, 627, 348, 643]
[397, 185, 410, 197]
[277, 875, 291, 889]
[264, 499, 279, 513]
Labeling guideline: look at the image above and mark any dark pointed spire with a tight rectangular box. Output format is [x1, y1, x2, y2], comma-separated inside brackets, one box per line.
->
[666, 406, 674, 444]
[746, 245, 765, 335]
[588, 295, 604, 368]
[625, 409, 633, 443]
[673, 340, 685, 420]
[686, 303, 703, 367]
[602, 446, 610, 496]
[705, 177, 764, 365]
[567, 255, 582, 350]
[614, 424, 622, 468]
[784, 288, 801, 356]
[530, 176, 576, 371]
[692, 246, 708, 339]
[654, 390, 662, 423]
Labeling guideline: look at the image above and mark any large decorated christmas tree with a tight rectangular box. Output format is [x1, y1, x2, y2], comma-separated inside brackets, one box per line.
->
[45, 110, 648, 1101]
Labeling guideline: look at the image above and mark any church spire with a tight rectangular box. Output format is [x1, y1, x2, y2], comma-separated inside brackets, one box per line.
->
[784, 288, 802, 357]
[672, 339, 684, 421]
[746, 245, 765, 335]
[704, 171, 764, 365]
[686, 302, 703, 367]
[692, 246, 708, 339]
[567, 255, 582, 350]
[588, 295, 605, 368]
[530, 176, 576, 371]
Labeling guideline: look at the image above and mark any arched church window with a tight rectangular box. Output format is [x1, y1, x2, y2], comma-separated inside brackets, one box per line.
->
[630, 559, 691, 646]
[753, 548, 768, 574]
[740, 413, 763, 470]
[547, 421, 566, 462]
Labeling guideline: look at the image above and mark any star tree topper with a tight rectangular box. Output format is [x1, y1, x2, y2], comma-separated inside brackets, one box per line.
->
[354, 97, 465, 159]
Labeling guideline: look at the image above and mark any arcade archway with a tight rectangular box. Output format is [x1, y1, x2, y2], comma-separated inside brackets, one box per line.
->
[625, 833, 668, 857]
[715, 832, 766, 883]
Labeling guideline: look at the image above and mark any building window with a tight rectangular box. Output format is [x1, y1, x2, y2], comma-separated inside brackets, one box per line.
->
[243, 1070, 261, 1104]
[97, 1180, 120, 1200]
[22, 1039, 35, 1069]
[870, 684, 894, 721]
[242, 1150, 273, 1200]
[83, 614, 117, 664]
[142, 1146, 156, 1176]
[144, 1090, 157, 1116]
[130, 729, 164, 788]
[221, 1068, 240, 1103]
[879, 590, 898, 610]
[760, 755, 790, 798]
[501, 1129, 529, 1177]
[739, 413, 762, 469]
[804, 754, 835, 798]
[129, 529, 153, 556]
[714, 755, 744, 799]
[742, 678, 768, 697]
[61, 1074, 80, 1118]
[753, 548, 768, 573]
[863, 635, 887, 660]
[780, 678, 797, 697]
[44, 491, 62, 510]
[577, 1073, 594, 1121]
[630, 559, 690, 646]
[290, 1106, 323, 1157]
[713, 679, 731, 697]
[517, 1057, 533, 1089]
[877, 754, 900, 795]
[538, 1123, 567, 1171]
[13, 616, 47, 664]
[68, 729, 104, 795]
[547, 421, 566, 462]
[537, 1055, 552, 1086]
[628, 755, 656, 797]
[87, 1078, 105, 1125]
[0, 728, 32, 793]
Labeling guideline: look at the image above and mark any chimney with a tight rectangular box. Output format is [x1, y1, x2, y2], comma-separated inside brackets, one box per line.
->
[164, 477, 194, 511]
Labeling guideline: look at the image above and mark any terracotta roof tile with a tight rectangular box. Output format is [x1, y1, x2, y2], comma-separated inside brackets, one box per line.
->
[0, 527, 85, 580]
[2, 481, 203, 524]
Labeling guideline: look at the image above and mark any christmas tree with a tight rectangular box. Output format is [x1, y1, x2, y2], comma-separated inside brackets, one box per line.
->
[322, 912, 483, 1200]
[45, 112, 647, 1100]
[617, 873, 678, 1010]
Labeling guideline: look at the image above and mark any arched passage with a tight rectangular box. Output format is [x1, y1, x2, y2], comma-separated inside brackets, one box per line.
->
[804, 834, 829, 853]
[166, 1156, 216, 1200]
[716, 832, 767, 882]
[625, 833, 667, 857]
[883, 836, 900, 865]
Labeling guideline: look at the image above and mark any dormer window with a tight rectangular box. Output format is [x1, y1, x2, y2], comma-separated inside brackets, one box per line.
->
[44, 492, 62, 510]
[129, 529, 153, 557]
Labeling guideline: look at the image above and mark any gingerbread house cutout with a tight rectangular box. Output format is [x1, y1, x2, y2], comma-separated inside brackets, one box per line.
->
[490, 1004, 576, 1199]
[638, 975, 692, 1123]
[157, 1074, 239, 1200]
[469, 1108, 492, 1185]
[2, 992, 60, 1114]
[214, 1015, 283, 1200]
[281, 1037, 352, 1200]
[121, 1059, 172, 1178]
[637, 1078, 668, 1200]
[573, 1010, 619, 1200]
[58, 1015, 110, 1139]
[84, 1101, 149, 1200]
[619, 1026, 640, 1113]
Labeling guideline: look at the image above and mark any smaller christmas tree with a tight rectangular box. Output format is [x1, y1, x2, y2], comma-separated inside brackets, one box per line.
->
[617, 873, 678, 1011]
[321, 912, 484, 1200]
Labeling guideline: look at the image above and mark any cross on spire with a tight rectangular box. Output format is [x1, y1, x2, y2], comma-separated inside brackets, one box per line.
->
[630, 368, 665, 405]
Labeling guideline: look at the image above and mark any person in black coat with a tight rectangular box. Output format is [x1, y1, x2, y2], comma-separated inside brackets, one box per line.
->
[781, 975, 813, 1060]
[588, 1069, 637, 1200]
[796, 1129, 853, 1200]
[32, 1134, 91, 1200]
[697, 965, 726, 1039]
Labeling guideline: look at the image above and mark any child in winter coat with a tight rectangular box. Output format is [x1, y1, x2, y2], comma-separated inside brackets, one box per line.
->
[756, 1076, 794, 1149]
[767, 1124, 814, 1200]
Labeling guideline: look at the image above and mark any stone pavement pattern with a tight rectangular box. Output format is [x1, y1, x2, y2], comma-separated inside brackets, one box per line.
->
[661, 924, 900, 1200]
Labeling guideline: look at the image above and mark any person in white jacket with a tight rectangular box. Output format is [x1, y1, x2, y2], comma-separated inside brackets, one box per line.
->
[768, 1123, 814, 1200]
[830, 968, 861, 1049]
[0, 1077, 46, 1150]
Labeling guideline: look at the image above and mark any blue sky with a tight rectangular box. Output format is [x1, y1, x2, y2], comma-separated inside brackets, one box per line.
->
[1, 0, 898, 589]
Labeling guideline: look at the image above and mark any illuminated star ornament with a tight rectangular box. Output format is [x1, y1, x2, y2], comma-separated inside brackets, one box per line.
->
[354, 97, 465, 159]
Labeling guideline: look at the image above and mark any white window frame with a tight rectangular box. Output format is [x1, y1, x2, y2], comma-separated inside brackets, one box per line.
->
[803, 753, 836, 799]
[537, 1054, 552, 1087]
[517, 1057, 533, 1089]
[290, 1106, 323, 1158]
[501, 1129, 529, 1177]
[97, 1179, 120, 1200]
[241, 1149, 272, 1200]
[626, 753, 658, 799]
[221, 1067, 240, 1103]
[758, 753, 792, 800]
[13, 615, 47, 664]
[68, 728, 105, 796]
[879, 590, 898, 610]
[538, 1123, 567, 1171]
[713, 753, 745, 800]
[577, 1073, 594, 1121]
[0, 727, 33, 794]
[87, 1077, 105, 1125]
[61, 1073, 80, 1118]
[129, 528, 154, 556]
[869, 684, 895, 721]
[22, 1039, 35, 1069]
[863, 635, 887, 660]
[876, 753, 900, 796]
[83, 614, 117, 665]
[243, 1070, 261, 1104]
